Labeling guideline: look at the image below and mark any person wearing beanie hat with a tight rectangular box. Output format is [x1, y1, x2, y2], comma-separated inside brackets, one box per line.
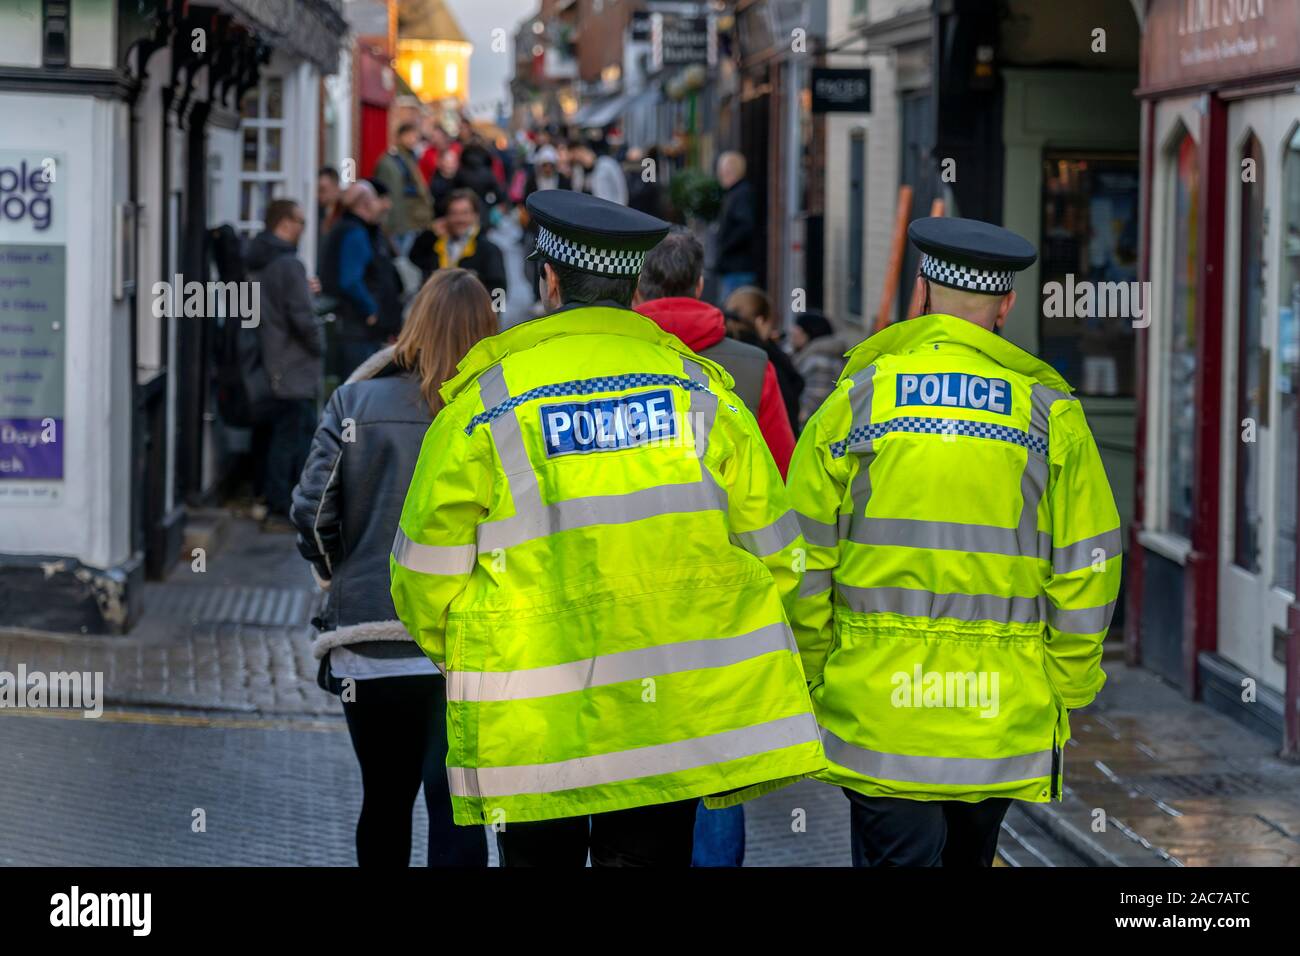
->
[791, 310, 849, 428]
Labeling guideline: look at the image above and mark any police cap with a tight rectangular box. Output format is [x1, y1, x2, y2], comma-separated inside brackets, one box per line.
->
[908, 216, 1037, 296]
[526, 190, 671, 278]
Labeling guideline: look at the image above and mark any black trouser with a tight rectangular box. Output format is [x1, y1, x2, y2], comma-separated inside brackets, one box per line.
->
[843, 790, 1010, 867]
[263, 397, 316, 517]
[340, 674, 487, 867]
[496, 798, 698, 867]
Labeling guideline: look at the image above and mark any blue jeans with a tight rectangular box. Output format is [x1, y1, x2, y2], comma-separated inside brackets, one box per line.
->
[718, 271, 758, 303]
[691, 801, 745, 867]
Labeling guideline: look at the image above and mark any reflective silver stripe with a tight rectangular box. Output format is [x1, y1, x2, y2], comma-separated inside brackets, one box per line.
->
[1047, 600, 1116, 635]
[479, 363, 511, 407]
[391, 527, 477, 575]
[797, 512, 838, 548]
[446, 623, 794, 702]
[1052, 528, 1123, 575]
[845, 516, 1050, 558]
[1018, 453, 1050, 560]
[683, 356, 710, 386]
[822, 727, 1053, 786]
[734, 510, 801, 557]
[841, 364, 877, 454]
[799, 569, 833, 598]
[448, 712, 821, 798]
[478, 479, 724, 551]
[1029, 383, 1070, 446]
[837, 584, 1044, 625]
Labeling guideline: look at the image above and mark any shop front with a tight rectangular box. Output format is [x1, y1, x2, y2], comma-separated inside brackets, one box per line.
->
[1133, 0, 1300, 751]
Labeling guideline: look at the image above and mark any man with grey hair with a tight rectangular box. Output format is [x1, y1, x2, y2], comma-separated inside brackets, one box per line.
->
[715, 151, 759, 300]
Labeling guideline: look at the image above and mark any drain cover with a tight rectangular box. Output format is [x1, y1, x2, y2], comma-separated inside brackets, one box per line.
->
[1128, 772, 1272, 798]
[143, 583, 324, 628]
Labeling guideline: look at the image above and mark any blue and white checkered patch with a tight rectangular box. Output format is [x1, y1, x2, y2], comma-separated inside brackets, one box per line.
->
[534, 225, 646, 276]
[829, 415, 1048, 459]
[464, 373, 711, 435]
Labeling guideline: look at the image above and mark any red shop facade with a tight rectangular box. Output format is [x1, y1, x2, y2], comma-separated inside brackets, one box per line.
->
[1130, 0, 1300, 754]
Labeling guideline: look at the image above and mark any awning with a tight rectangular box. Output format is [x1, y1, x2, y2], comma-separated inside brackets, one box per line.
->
[219, 0, 348, 73]
[572, 89, 638, 130]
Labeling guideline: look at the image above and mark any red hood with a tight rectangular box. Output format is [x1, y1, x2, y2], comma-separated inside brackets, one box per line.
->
[635, 297, 726, 352]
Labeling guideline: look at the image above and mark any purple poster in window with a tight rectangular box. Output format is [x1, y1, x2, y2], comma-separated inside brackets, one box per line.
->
[0, 151, 65, 504]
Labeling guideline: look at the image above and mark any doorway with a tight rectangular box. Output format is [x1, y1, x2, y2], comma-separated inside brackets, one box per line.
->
[1219, 94, 1298, 697]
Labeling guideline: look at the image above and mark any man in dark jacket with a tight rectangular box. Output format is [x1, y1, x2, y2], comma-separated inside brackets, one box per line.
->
[245, 198, 322, 526]
[408, 189, 507, 299]
[320, 182, 403, 379]
[715, 151, 759, 300]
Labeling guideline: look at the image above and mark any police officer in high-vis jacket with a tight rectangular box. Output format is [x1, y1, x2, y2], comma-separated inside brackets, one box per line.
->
[391, 190, 825, 867]
[787, 217, 1121, 867]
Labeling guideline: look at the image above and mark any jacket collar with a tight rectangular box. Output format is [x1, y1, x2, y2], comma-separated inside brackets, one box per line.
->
[634, 297, 727, 352]
[841, 314, 1072, 392]
[346, 345, 400, 384]
[441, 304, 735, 404]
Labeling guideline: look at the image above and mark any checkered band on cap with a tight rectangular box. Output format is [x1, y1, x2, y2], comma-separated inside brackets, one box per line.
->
[534, 224, 646, 276]
[920, 252, 1015, 295]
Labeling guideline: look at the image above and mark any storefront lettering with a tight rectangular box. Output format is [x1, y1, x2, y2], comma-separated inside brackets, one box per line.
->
[1178, 0, 1267, 37]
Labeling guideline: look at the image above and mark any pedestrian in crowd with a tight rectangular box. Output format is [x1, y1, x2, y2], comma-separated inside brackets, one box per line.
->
[408, 189, 507, 298]
[724, 286, 804, 433]
[715, 151, 759, 300]
[571, 138, 628, 205]
[456, 136, 504, 213]
[429, 148, 465, 220]
[371, 122, 433, 256]
[418, 123, 458, 185]
[521, 145, 571, 309]
[243, 199, 322, 530]
[291, 268, 497, 868]
[317, 167, 342, 248]
[390, 190, 825, 867]
[786, 217, 1121, 867]
[320, 182, 402, 379]
[634, 231, 794, 476]
[626, 145, 670, 221]
[790, 309, 850, 428]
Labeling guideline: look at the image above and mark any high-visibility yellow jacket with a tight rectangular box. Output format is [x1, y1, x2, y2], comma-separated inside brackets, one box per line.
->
[787, 313, 1120, 804]
[391, 304, 826, 826]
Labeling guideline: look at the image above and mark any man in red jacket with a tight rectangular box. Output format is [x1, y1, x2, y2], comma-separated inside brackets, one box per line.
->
[633, 231, 795, 477]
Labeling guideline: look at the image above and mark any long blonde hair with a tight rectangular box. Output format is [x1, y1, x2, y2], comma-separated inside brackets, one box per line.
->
[393, 269, 498, 414]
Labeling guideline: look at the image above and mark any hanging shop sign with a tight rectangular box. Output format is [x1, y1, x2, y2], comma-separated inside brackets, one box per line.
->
[1142, 0, 1300, 93]
[811, 68, 872, 113]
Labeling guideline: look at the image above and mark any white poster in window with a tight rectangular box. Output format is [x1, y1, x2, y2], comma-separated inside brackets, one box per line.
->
[0, 150, 65, 506]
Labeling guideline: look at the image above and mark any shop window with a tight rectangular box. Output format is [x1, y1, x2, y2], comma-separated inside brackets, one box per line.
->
[1040, 153, 1140, 396]
[237, 77, 288, 236]
[1233, 135, 1265, 572]
[1274, 127, 1300, 591]
[1163, 129, 1199, 541]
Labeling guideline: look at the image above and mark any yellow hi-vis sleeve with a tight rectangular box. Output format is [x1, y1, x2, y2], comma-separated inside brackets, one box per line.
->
[785, 405, 851, 684]
[390, 409, 492, 665]
[711, 398, 806, 624]
[1042, 403, 1122, 710]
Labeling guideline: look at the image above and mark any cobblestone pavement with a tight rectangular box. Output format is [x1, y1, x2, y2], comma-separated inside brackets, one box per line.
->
[0, 706, 1064, 866]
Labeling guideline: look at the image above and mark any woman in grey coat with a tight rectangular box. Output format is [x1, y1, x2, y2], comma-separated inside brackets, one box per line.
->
[291, 269, 497, 866]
